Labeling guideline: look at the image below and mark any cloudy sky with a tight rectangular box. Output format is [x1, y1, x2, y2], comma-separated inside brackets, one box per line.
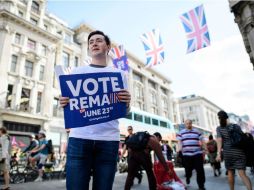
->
[47, 0, 254, 121]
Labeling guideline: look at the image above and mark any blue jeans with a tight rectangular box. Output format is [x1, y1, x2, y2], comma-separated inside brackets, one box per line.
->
[66, 138, 119, 190]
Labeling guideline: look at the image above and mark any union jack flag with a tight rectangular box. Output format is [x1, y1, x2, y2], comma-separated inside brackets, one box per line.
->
[108, 45, 129, 72]
[140, 29, 164, 68]
[180, 4, 210, 53]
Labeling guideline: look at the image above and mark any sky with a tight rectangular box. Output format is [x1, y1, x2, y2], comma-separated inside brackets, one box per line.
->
[47, 0, 254, 121]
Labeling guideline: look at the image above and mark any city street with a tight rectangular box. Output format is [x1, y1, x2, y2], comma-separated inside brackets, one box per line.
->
[9, 165, 254, 190]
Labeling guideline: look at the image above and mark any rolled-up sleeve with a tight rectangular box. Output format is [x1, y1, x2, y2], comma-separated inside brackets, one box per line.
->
[216, 127, 221, 138]
[1, 136, 9, 159]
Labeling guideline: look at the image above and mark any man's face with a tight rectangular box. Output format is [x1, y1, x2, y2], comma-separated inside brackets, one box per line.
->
[185, 120, 192, 129]
[219, 117, 227, 127]
[88, 34, 110, 58]
[127, 127, 133, 135]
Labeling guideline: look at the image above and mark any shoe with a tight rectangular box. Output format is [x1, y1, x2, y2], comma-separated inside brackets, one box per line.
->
[214, 172, 218, 177]
[138, 175, 142, 184]
[34, 177, 43, 182]
[186, 177, 190, 185]
[199, 187, 206, 190]
[0, 187, 10, 190]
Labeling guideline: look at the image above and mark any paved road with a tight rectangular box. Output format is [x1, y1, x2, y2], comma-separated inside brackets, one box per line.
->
[8, 165, 254, 190]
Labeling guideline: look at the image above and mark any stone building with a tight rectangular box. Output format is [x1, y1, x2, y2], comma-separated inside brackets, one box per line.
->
[0, 0, 178, 152]
[178, 94, 222, 134]
[229, 0, 254, 69]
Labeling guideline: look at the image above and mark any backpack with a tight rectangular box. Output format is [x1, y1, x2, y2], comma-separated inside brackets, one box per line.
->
[125, 131, 150, 151]
[207, 141, 216, 153]
[46, 139, 54, 154]
[227, 124, 247, 148]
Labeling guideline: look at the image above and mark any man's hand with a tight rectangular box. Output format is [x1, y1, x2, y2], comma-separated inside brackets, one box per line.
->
[59, 96, 70, 107]
[216, 154, 221, 162]
[117, 90, 131, 105]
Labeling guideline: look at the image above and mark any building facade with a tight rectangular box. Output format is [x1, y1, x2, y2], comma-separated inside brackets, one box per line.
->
[229, 0, 254, 69]
[0, 0, 177, 152]
[178, 94, 222, 134]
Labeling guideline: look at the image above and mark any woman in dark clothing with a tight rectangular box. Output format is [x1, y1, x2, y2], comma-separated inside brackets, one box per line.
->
[216, 111, 252, 190]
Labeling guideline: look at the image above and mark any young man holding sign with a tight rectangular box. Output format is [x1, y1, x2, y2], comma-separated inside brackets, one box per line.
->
[59, 31, 131, 190]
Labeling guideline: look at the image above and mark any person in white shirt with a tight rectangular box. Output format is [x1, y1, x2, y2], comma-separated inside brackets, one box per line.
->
[60, 30, 131, 190]
[0, 127, 11, 190]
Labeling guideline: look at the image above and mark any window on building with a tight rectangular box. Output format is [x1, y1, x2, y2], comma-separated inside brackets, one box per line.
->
[6, 85, 13, 108]
[160, 121, 167, 128]
[135, 85, 142, 99]
[134, 113, 143, 122]
[152, 118, 159, 126]
[41, 45, 47, 56]
[133, 72, 142, 82]
[30, 17, 38, 25]
[53, 98, 59, 117]
[150, 92, 157, 105]
[36, 92, 42, 113]
[75, 56, 79, 67]
[136, 102, 143, 110]
[27, 39, 36, 50]
[25, 60, 33, 77]
[62, 52, 70, 67]
[39, 65, 44, 81]
[125, 112, 132, 120]
[162, 98, 167, 109]
[144, 116, 151, 124]
[18, 11, 24, 17]
[64, 33, 72, 44]
[10, 55, 18, 72]
[20, 88, 30, 111]
[31, 1, 40, 14]
[15, 33, 21, 44]
[151, 107, 157, 114]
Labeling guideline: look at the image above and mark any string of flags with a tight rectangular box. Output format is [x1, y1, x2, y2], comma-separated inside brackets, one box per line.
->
[108, 4, 210, 71]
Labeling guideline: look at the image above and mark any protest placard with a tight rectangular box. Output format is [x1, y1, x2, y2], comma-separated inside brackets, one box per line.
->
[59, 72, 127, 128]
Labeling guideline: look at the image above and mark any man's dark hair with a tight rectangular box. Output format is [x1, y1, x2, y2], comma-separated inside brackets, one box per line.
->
[209, 134, 213, 140]
[0, 127, 7, 134]
[217, 110, 228, 119]
[153, 132, 162, 139]
[87, 30, 111, 46]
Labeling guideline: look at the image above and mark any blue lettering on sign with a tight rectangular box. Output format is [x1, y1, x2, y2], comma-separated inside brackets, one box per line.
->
[59, 72, 127, 128]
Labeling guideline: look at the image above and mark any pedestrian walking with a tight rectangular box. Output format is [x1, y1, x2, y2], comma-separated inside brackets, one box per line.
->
[0, 127, 11, 190]
[177, 119, 206, 190]
[60, 30, 131, 190]
[161, 140, 173, 161]
[216, 110, 252, 190]
[124, 131, 171, 190]
[206, 134, 221, 176]
[121, 126, 143, 185]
